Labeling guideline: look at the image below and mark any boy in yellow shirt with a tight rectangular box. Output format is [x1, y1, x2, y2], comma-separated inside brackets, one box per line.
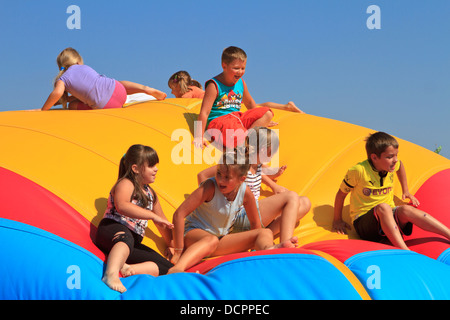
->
[333, 131, 450, 250]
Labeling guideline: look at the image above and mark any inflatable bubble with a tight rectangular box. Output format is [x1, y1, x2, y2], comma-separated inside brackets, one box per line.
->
[1, 98, 449, 300]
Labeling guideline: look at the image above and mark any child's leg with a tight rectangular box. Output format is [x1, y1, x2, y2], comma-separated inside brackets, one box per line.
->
[169, 229, 220, 273]
[213, 228, 298, 257]
[375, 203, 409, 250]
[120, 261, 159, 278]
[258, 191, 300, 242]
[395, 205, 450, 240]
[118, 80, 167, 100]
[248, 110, 274, 128]
[102, 239, 130, 293]
[258, 102, 305, 114]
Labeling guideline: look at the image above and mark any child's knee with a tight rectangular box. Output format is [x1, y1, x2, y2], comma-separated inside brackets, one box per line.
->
[374, 203, 393, 219]
[263, 110, 274, 120]
[203, 234, 220, 251]
[299, 196, 311, 213]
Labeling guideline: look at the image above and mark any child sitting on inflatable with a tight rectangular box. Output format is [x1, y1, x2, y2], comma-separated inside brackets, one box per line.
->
[168, 149, 298, 274]
[333, 131, 450, 250]
[95, 145, 174, 293]
[168, 71, 205, 99]
[194, 46, 304, 150]
[197, 127, 311, 243]
[42, 48, 167, 110]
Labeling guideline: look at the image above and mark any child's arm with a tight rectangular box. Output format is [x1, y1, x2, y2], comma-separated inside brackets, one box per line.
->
[261, 174, 287, 194]
[396, 161, 420, 207]
[151, 195, 174, 247]
[197, 165, 217, 185]
[171, 180, 215, 263]
[242, 186, 261, 229]
[41, 80, 65, 111]
[332, 190, 351, 234]
[113, 179, 174, 228]
[242, 80, 257, 110]
[194, 82, 216, 149]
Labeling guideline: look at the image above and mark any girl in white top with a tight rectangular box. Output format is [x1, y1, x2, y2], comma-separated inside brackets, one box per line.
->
[169, 150, 298, 273]
[197, 127, 311, 243]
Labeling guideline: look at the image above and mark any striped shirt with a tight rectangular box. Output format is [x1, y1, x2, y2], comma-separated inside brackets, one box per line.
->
[246, 164, 263, 200]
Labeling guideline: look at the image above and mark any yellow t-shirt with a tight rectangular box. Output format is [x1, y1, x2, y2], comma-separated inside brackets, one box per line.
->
[340, 159, 401, 222]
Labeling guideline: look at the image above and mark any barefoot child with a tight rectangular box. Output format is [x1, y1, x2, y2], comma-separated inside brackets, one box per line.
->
[198, 127, 311, 243]
[42, 48, 167, 110]
[169, 149, 297, 273]
[195, 46, 304, 149]
[95, 145, 174, 293]
[333, 131, 450, 250]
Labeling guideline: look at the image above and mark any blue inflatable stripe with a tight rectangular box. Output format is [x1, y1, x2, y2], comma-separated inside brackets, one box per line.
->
[1, 218, 367, 299]
[437, 248, 450, 266]
[345, 249, 450, 299]
[0, 218, 119, 300]
[120, 253, 365, 300]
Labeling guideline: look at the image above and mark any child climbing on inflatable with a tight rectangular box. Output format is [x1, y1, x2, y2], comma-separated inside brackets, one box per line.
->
[41, 47, 167, 110]
[197, 126, 311, 243]
[194, 46, 304, 150]
[168, 149, 298, 273]
[168, 71, 205, 99]
[333, 131, 450, 250]
[95, 144, 174, 293]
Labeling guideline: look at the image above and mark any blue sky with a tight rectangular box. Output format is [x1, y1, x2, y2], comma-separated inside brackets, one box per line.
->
[0, 0, 449, 158]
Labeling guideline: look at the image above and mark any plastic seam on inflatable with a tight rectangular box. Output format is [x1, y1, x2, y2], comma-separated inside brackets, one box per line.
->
[205, 253, 322, 275]
[309, 249, 371, 300]
[437, 248, 450, 264]
[344, 249, 412, 268]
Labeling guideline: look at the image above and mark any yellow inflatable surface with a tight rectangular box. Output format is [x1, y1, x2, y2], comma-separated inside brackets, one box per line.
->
[1, 98, 449, 254]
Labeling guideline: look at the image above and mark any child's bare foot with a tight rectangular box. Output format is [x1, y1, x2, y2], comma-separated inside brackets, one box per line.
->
[285, 102, 305, 114]
[102, 272, 127, 293]
[272, 236, 298, 249]
[167, 266, 184, 275]
[120, 263, 135, 278]
[147, 88, 167, 100]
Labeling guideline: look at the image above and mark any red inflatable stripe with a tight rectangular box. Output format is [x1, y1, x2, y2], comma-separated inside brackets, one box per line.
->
[403, 168, 450, 259]
[0, 167, 105, 260]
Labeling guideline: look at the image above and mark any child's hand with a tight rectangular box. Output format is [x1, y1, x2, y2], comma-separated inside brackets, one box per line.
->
[193, 137, 208, 149]
[164, 246, 174, 260]
[153, 216, 174, 229]
[170, 251, 182, 265]
[268, 121, 278, 127]
[272, 165, 287, 179]
[332, 219, 351, 235]
[402, 192, 420, 207]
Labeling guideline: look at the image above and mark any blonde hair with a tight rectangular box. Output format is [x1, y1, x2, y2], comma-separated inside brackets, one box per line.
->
[168, 71, 202, 97]
[54, 48, 84, 108]
[246, 127, 280, 164]
[222, 46, 247, 65]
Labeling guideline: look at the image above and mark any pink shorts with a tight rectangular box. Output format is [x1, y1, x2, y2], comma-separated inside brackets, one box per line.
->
[206, 107, 272, 148]
[77, 81, 127, 110]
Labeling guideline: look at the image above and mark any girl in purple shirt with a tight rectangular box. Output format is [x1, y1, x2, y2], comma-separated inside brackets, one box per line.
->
[42, 48, 167, 110]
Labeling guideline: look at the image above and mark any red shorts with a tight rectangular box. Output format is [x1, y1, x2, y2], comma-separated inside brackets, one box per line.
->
[77, 81, 127, 110]
[206, 107, 272, 148]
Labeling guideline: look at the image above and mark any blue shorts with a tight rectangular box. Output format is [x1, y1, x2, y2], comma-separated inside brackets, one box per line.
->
[353, 206, 413, 242]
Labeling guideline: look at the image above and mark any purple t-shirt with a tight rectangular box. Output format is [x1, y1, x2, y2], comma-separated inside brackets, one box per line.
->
[59, 64, 116, 109]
